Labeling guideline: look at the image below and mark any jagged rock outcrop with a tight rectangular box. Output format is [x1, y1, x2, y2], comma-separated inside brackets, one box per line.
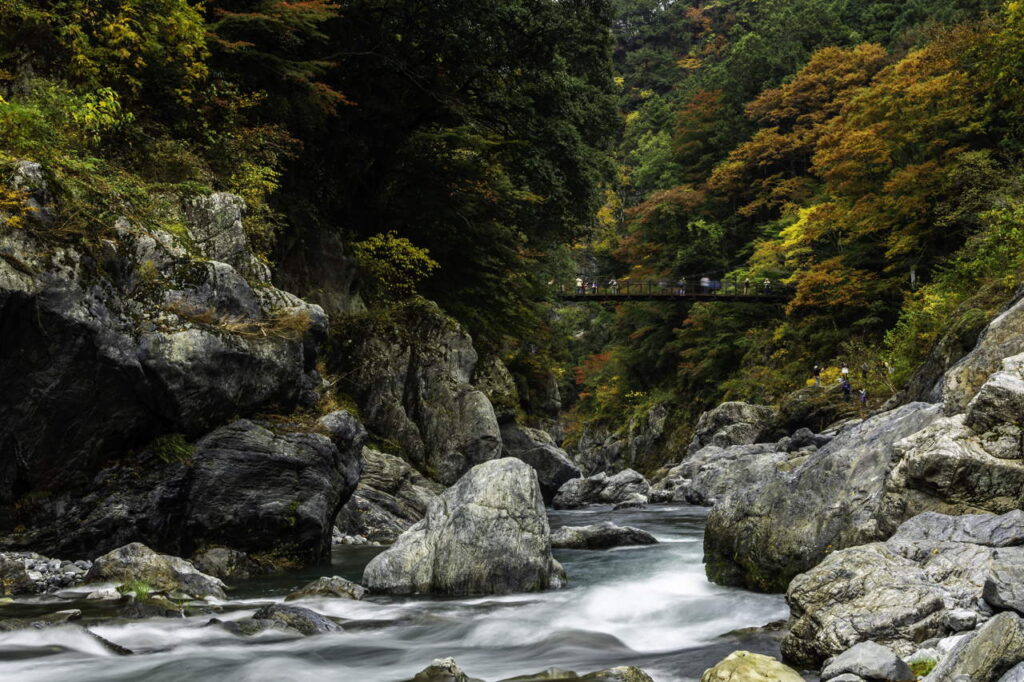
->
[552, 469, 651, 509]
[570, 403, 670, 475]
[550, 522, 658, 550]
[704, 402, 942, 592]
[4, 412, 364, 562]
[86, 543, 226, 599]
[0, 166, 328, 511]
[329, 300, 502, 486]
[501, 423, 581, 504]
[652, 443, 788, 506]
[336, 447, 443, 544]
[474, 355, 521, 424]
[687, 402, 779, 455]
[363, 458, 564, 596]
[701, 651, 805, 682]
[925, 611, 1024, 682]
[781, 510, 1024, 667]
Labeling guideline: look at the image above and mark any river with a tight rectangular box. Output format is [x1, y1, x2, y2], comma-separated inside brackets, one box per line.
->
[0, 505, 788, 682]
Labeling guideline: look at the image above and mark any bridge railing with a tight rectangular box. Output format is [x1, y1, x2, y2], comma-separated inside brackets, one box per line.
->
[558, 278, 794, 298]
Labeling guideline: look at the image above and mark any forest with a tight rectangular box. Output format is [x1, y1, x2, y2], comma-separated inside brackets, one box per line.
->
[3, 0, 1024, 445]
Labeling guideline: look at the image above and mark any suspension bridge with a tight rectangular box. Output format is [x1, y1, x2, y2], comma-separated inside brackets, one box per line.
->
[556, 278, 792, 303]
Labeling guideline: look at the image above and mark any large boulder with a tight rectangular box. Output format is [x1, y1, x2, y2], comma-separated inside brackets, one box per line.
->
[0, 176, 328, 508]
[286, 576, 367, 601]
[363, 458, 564, 596]
[335, 447, 442, 544]
[819, 642, 914, 681]
[6, 413, 364, 562]
[501, 423, 581, 504]
[925, 612, 1024, 682]
[550, 522, 658, 550]
[782, 510, 1024, 667]
[704, 402, 941, 592]
[701, 651, 804, 682]
[652, 443, 788, 507]
[328, 300, 502, 485]
[552, 469, 651, 509]
[687, 402, 779, 455]
[942, 293, 1024, 413]
[86, 543, 226, 599]
[249, 603, 343, 635]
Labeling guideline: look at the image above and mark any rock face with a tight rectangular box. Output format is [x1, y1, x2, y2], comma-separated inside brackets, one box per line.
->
[687, 402, 779, 455]
[570, 403, 670, 475]
[190, 548, 260, 581]
[7, 413, 364, 562]
[704, 402, 941, 592]
[501, 424, 580, 504]
[552, 469, 651, 509]
[700, 651, 804, 682]
[550, 522, 658, 550]
[0, 174, 328, 507]
[335, 447, 442, 544]
[329, 300, 502, 486]
[925, 612, 1024, 682]
[652, 443, 789, 507]
[86, 543, 226, 599]
[363, 458, 564, 596]
[781, 510, 1024, 667]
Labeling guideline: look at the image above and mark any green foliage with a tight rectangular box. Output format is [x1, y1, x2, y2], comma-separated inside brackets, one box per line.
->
[352, 231, 439, 302]
[148, 433, 195, 464]
[118, 580, 153, 600]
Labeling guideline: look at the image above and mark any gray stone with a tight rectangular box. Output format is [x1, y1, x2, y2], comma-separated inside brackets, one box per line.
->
[363, 458, 564, 596]
[926, 612, 1024, 681]
[570, 403, 669, 476]
[943, 294, 1024, 413]
[475, 355, 520, 424]
[998, 662, 1024, 682]
[552, 474, 609, 509]
[705, 402, 942, 592]
[552, 469, 651, 509]
[250, 603, 343, 635]
[191, 548, 260, 581]
[550, 522, 658, 550]
[653, 443, 786, 507]
[409, 658, 471, 682]
[701, 651, 804, 681]
[502, 423, 581, 504]
[944, 609, 979, 632]
[819, 641, 914, 681]
[612, 494, 648, 510]
[828, 676, 867, 682]
[336, 447, 443, 544]
[984, 549, 1024, 615]
[86, 543, 226, 599]
[286, 576, 367, 601]
[688, 402, 778, 455]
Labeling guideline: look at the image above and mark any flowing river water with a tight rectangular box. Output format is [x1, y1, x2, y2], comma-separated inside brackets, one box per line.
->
[0, 505, 788, 682]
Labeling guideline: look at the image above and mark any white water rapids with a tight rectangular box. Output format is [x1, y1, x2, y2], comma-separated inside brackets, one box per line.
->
[0, 505, 788, 681]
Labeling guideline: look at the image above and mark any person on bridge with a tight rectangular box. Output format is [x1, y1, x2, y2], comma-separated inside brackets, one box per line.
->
[609, 278, 618, 294]
[575, 277, 584, 295]
[590, 280, 598, 295]
[700, 276, 710, 293]
[676, 279, 686, 295]
[762, 278, 771, 292]
[743, 278, 750, 294]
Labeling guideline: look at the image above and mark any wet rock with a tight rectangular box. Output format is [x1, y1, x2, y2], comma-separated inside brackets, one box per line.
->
[782, 510, 1024, 667]
[250, 603, 343, 635]
[336, 447, 442, 544]
[86, 543, 226, 599]
[688, 402, 778, 455]
[550, 522, 658, 550]
[328, 300, 502, 486]
[819, 642, 914, 681]
[926, 612, 1024, 681]
[0, 609, 81, 632]
[701, 650, 804, 682]
[502, 423, 580, 504]
[363, 458, 564, 596]
[408, 657, 473, 682]
[705, 402, 941, 592]
[611, 494, 647, 510]
[286, 576, 367, 601]
[190, 548, 261, 582]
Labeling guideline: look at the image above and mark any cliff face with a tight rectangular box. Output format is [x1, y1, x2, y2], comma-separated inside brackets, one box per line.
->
[0, 163, 361, 561]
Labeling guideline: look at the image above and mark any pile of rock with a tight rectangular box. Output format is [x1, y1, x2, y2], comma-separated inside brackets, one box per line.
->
[552, 469, 651, 509]
[0, 552, 92, 594]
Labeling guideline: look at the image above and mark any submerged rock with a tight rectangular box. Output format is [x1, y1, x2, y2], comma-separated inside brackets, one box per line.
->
[336, 447, 442, 544]
[86, 543, 225, 599]
[250, 603, 343, 635]
[700, 651, 804, 682]
[550, 522, 658, 550]
[286, 576, 367, 601]
[363, 458, 564, 596]
[0, 609, 81, 632]
[409, 658, 474, 682]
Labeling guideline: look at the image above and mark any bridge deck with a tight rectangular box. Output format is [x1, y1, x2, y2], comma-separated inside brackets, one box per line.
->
[558, 293, 788, 303]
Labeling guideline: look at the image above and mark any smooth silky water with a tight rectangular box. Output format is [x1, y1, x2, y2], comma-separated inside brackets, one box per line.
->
[0, 505, 788, 682]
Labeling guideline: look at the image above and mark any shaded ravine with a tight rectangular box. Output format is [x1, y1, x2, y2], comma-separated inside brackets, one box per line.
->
[0, 506, 787, 682]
